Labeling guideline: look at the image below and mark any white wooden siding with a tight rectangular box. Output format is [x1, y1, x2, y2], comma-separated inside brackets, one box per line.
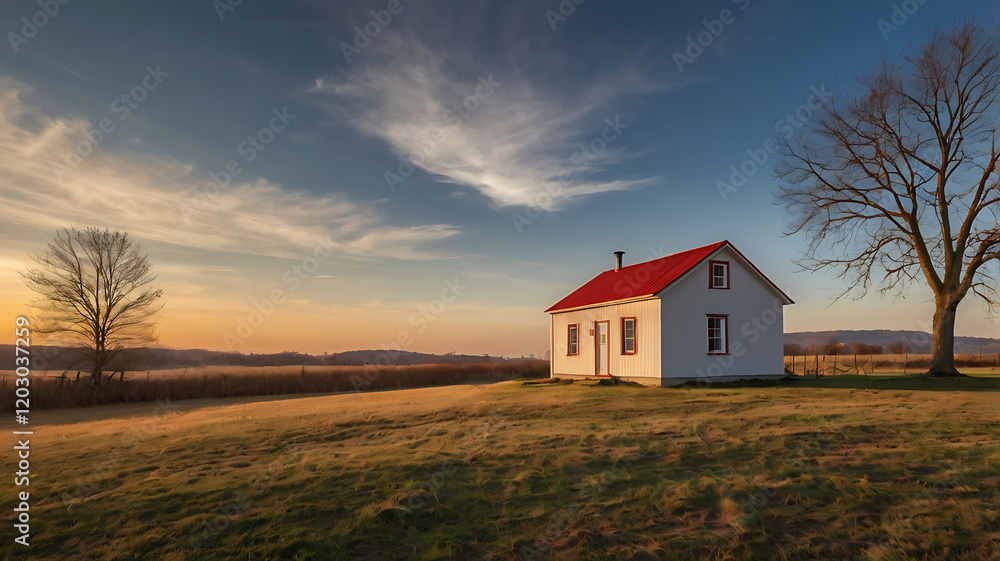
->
[550, 298, 661, 379]
[657, 246, 786, 381]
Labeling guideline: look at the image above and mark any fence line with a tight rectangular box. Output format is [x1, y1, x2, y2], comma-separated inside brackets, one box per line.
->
[783, 353, 1000, 376]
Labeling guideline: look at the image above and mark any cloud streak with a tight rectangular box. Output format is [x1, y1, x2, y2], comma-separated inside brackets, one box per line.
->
[0, 76, 459, 261]
[310, 38, 665, 209]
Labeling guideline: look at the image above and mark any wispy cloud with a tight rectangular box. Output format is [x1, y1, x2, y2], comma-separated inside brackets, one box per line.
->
[309, 38, 667, 209]
[0, 75, 459, 261]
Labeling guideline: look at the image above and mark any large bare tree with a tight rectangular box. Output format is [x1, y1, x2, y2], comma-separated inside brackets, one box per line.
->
[776, 20, 1000, 376]
[22, 227, 163, 384]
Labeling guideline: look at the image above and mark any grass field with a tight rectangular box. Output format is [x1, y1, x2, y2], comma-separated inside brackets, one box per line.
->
[3, 376, 999, 560]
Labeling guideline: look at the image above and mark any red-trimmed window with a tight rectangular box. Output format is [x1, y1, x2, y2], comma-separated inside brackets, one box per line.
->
[621, 317, 637, 355]
[709, 260, 730, 289]
[707, 315, 729, 354]
[567, 324, 579, 355]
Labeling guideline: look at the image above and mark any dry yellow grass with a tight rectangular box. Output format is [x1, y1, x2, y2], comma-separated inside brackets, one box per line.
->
[2, 378, 999, 559]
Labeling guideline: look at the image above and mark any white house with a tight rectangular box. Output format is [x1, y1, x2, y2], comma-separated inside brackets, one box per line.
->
[545, 240, 793, 386]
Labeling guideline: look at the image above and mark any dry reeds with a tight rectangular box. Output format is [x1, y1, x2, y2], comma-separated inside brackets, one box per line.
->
[0, 360, 549, 411]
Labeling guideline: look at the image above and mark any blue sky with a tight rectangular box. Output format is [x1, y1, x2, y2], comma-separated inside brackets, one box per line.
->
[0, 0, 996, 356]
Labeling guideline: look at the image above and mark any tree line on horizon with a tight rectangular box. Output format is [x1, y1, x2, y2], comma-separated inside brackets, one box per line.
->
[785, 342, 895, 357]
[784, 340, 1000, 357]
[0, 344, 519, 373]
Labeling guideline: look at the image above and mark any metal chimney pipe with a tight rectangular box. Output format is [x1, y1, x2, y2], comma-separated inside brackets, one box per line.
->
[614, 251, 625, 271]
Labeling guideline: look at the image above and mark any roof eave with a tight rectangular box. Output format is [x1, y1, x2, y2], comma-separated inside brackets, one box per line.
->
[545, 294, 659, 314]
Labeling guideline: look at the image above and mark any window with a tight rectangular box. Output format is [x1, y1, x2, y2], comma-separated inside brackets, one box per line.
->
[621, 317, 636, 355]
[567, 324, 579, 355]
[707, 315, 728, 354]
[709, 260, 729, 289]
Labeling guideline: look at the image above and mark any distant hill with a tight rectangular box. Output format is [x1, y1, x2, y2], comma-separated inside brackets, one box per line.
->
[784, 330, 1000, 354]
[0, 345, 528, 371]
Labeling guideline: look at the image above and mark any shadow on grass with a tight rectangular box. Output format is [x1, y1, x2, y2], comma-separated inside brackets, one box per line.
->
[672, 374, 1000, 392]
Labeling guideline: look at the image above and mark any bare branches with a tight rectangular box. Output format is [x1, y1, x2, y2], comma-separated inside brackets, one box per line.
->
[21, 227, 163, 383]
[775, 18, 1000, 375]
[775, 18, 1000, 306]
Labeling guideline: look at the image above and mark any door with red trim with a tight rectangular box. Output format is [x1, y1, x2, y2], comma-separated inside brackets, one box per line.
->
[595, 321, 609, 376]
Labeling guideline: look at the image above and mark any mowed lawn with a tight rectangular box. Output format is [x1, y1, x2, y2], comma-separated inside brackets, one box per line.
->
[4, 377, 1000, 560]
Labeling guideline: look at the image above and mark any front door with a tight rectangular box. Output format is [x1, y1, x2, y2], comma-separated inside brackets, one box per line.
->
[595, 321, 609, 376]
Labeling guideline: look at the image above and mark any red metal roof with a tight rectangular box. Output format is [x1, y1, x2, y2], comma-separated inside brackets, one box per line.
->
[545, 240, 792, 313]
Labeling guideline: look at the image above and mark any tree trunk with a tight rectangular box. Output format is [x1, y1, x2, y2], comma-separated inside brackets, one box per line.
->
[926, 302, 963, 377]
[91, 341, 106, 385]
[91, 351, 105, 385]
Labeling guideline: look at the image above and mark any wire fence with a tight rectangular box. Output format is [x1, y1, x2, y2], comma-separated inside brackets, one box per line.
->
[783, 353, 1000, 376]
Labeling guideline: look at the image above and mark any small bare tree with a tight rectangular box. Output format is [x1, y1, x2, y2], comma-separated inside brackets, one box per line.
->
[22, 227, 163, 384]
[776, 20, 1000, 376]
